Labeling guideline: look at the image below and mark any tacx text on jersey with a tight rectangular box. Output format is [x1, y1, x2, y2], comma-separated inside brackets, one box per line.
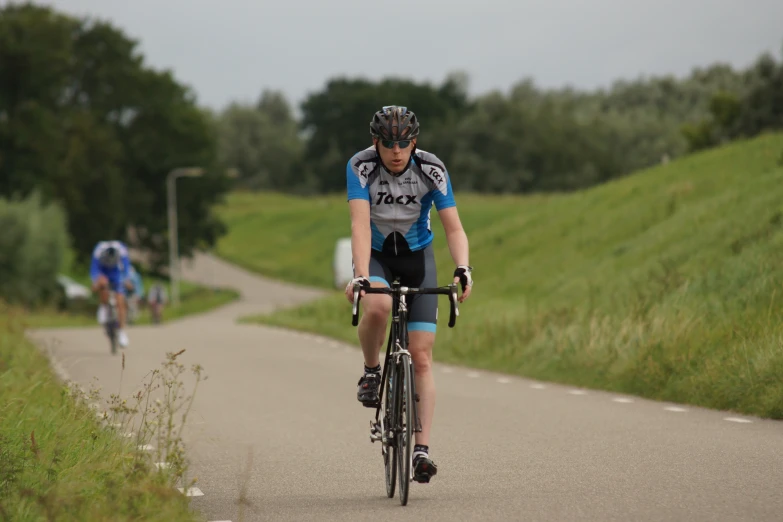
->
[346, 147, 456, 255]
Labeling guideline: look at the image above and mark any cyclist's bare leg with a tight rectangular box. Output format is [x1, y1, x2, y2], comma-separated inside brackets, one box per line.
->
[408, 330, 436, 446]
[91, 275, 109, 304]
[357, 282, 391, 367]
[116, 293, 128, 329]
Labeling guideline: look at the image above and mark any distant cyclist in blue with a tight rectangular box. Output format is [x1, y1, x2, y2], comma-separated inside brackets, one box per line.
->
[90, 240, 131, 347]
[126, 264, 145, 300]
[345, 106, 473, 484]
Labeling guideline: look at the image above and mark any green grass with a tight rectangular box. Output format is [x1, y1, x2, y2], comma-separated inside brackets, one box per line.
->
[216, 132, 783, 419]
[0, 307, 202, 521]
[215, 191, 350, 288]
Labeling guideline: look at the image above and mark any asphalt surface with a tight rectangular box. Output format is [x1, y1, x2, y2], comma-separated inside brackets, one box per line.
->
[29, 253, 783, 522]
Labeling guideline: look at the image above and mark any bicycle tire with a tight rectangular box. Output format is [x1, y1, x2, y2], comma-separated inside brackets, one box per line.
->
[397, 353, 414, 506]
[107, 300, 118, 355]
[383, 363, 397, 498]
[108, 322, 117, 355]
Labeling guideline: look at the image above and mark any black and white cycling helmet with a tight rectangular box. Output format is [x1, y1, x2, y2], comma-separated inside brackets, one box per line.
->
[98, 245, 120, 267]
[370, 105, 420, 141]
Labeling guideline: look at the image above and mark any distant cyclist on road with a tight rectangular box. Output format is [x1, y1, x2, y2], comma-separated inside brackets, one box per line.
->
[345, 105, 473, 484]
[124, 264, 144, 324]
[90, 240, 131, 347]
[147, 282, 168, 324]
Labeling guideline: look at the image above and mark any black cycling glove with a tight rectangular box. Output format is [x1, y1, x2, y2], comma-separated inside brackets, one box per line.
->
[453, 265, 473, 292]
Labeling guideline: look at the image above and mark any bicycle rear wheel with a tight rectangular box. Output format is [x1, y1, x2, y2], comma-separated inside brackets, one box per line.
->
[397, 353, 413, 506]
[383, 364, 397, 498]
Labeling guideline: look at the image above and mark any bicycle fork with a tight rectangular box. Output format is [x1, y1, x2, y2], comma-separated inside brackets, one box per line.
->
[369, 349, 423, 444]
[369, 355, 397, 445]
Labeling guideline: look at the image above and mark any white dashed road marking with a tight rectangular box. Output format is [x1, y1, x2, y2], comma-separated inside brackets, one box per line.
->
[664, 406, 688, 413]
[530, 383, 546, 389]
[612, 398, 634, 403]
[497, 377, 511, 384]
[441, 367, 454, 374]
[568, 390, 587, 395]
[724, 417, 753, 423]
[178, 487, 204, 497]
[467, 371, 480, 378]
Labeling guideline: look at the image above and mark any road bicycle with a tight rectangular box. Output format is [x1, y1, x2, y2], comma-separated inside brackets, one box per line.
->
[351, 279, 459, 506]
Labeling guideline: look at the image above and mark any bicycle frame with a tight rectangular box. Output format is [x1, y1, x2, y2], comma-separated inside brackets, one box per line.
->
[377, 281, 417, 447]
[351, 280, 460, 440]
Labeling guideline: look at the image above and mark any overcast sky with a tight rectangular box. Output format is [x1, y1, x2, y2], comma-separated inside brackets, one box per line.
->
[38, 0, 783, 111]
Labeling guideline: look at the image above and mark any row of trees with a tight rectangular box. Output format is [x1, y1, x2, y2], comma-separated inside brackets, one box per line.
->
[1, 2, 781, 304]
[215, 48, 783, 195]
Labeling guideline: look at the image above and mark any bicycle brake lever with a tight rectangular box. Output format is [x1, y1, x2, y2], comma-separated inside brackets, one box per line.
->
[351, 284, 361, 326]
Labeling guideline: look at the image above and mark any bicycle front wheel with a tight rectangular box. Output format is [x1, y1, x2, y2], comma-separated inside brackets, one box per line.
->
[107, 303, 118, 355]
[383, 364, 397, 498]
[108, 324, 117, 355]
[397, 354, 414, 506]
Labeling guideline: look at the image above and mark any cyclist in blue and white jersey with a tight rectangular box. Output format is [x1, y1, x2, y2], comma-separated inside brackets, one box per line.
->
[345, 105, 473, 484]
[89, 240, 132, 347]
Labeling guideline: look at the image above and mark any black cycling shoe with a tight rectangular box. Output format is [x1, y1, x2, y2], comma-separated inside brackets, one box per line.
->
[357, 373, 380, 407]
[413, 454, 438, 483]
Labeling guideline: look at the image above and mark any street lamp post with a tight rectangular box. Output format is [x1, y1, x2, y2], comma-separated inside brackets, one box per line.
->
[167, 167, 204, 307]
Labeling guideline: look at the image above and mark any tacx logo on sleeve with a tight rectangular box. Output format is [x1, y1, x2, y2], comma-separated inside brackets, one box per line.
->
[426, 166, 444, 184]
[375, 192, 418, 205]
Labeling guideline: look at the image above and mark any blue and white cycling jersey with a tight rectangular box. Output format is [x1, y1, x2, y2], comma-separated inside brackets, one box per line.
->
[346, 147, 456, 256]
[89, 240, 131, 292]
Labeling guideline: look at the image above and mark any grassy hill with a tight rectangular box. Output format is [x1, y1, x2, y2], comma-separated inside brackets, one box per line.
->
[215, 132, 783, 419]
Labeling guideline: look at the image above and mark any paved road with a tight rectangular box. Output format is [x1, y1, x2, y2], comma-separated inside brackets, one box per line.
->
[30, 253, 783, 522]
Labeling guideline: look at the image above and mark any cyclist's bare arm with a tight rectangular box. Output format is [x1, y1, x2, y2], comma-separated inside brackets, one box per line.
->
[349, 197, 372, 270]
[438, 206, 471, 302]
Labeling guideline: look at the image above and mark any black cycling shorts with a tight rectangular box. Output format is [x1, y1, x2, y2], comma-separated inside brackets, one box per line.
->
[368, 243, 438, 333]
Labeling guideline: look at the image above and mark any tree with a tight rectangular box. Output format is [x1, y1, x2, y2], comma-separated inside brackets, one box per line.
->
[216, 89, 303, 191]
[0, 3, 228, 268]
[0, 191, 68, 306]
[299, 76, 470, 193]
[735, 52, 783, 137]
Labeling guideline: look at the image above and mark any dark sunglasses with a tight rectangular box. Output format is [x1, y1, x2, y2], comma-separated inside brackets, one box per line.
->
[379, 139, 412, 149]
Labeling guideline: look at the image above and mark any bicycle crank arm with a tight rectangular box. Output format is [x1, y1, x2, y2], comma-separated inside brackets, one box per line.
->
[370, 421, 382, 443]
